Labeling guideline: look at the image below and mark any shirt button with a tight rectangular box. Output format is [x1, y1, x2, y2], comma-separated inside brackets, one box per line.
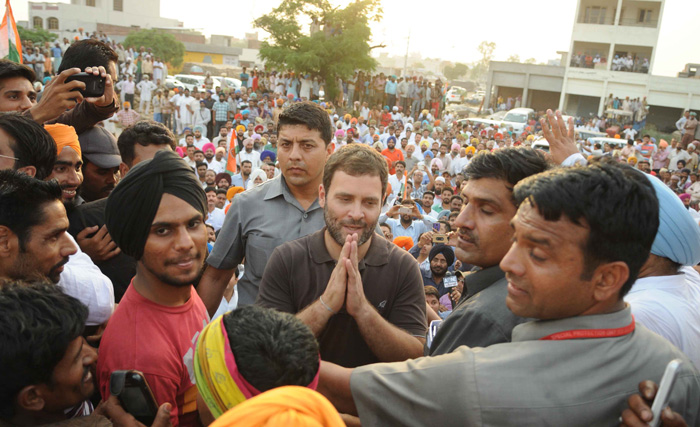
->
[303, 213, 308, 219]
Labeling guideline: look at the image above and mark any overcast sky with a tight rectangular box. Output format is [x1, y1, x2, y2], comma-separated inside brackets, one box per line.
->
[9, 0, 698, 76]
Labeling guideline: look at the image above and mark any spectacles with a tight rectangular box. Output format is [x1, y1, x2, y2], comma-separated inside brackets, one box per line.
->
[0, 154, 19, 161]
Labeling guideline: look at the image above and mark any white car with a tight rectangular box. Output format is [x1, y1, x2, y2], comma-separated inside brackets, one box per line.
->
[466, 108, 537, 134]
[446, 86, 467, 104]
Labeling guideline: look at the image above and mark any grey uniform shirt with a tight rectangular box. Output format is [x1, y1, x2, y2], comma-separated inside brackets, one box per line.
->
[206, 175, 324, 305]
[429, 266, 529, 355]
[351, 307, 700, 427]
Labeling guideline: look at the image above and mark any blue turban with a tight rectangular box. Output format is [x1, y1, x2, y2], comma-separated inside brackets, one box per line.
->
[241, 109, 250, 115]
[423, 150, 434, 160]
[646, 174, 700, 265]
[387, 136, 397, 145]
[260, 150, 276, 163]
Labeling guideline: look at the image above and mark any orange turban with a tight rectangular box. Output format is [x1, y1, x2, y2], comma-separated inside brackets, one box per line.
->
[44, 124, 81, 157]
[226, 186, 245, 201]
[393, 236, 414, 250]
[210, 386, 344, 427]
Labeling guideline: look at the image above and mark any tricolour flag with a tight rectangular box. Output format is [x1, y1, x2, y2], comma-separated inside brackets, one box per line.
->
[0, 0, 22, 63]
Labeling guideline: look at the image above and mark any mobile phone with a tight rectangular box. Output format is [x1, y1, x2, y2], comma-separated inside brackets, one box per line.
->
[110, 370, 159, 425]
[649, 359, 683, 427]
[398, 207, 412, 214]
[65, 73, 106, 98]
[432, 234, 448, 244]
[426, 319, 442, 349]
[432, 223, 441, 232]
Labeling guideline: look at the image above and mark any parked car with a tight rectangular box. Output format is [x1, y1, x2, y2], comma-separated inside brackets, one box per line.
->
[446, 86, 467, 104]
[164, 76, 185, 91]
[466, 108, 537, 134]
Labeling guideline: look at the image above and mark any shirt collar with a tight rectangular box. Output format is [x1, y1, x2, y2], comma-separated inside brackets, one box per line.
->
[263, 175, 320, 211]
[310, 228, 389, 268]
[512, 306, 633, 342]
[628, 274, 686, 293]
[464, 265, 505, 298]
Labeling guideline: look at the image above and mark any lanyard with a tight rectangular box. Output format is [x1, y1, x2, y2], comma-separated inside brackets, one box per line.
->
[539, 317, 635, 341]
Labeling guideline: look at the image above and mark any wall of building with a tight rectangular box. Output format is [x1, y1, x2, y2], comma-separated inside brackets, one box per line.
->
[29, 1, 179, 33]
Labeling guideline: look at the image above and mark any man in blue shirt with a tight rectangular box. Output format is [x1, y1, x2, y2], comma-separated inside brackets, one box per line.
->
[379, 199, 434, 243]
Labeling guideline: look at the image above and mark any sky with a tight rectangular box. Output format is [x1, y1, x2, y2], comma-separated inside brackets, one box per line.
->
[8, 0, 699, 76]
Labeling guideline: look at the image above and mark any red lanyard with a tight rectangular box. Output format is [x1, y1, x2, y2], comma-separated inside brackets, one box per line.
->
[539, 317, 635, 341]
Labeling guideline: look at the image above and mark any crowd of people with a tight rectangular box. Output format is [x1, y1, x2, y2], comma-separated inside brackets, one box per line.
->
[0, 37, 699, 427]
[569, 51, 650, 73]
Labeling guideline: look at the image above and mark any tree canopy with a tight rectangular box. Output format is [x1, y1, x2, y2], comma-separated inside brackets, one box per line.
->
[254, 0, 382, 101]
[444, 62, 469, 81]
[123, 29, 185, 68]
[18, 27, 57, 44]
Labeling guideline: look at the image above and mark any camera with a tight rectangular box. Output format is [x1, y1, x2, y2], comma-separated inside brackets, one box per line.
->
[65, 72, 106, 98]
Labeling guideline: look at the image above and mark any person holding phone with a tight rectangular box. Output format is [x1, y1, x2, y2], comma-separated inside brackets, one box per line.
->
[0, 282, 172, 427]
[97, 151, 210, 426]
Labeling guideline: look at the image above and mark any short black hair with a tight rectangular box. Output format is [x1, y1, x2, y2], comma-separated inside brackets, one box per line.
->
[117, 121, 176, 167]
[464, 147, 550, 201]
[441, 187, 454, 195]
[450, 194, 463, 203]
[395, 160, 406, 168]
[513, 160, 658, 297]
[277, 101, 332, 145]
[222, 305, 319, 392]
[194, 149, 204, 155]
[204, 186, 216, 194]
[195, 161, 207, 169]
[241, 160, 252, 166]
[0, 113, 56, 180]
[0, 281, 88, 419]
[438, 220, 451, 233]
[0, 170, 62, 250]
[215, 188, 227, 196]
[0, 59, 36, 84]
[677, 159, 686, 167]
[423, 191, 435, 198]
[58, 39, 118, 74]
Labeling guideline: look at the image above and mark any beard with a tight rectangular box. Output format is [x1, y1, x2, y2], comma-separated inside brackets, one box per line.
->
[144, 251, 205, 288]
[324, 204, 377, 248]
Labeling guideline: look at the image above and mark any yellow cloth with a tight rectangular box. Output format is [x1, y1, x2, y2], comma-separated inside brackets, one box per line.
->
[194, 316, 247, 419]
[44, 123, 81, 157]
[210, 386, 345, 427]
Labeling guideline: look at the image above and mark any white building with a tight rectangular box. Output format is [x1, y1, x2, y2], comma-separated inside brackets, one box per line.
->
[28, 0, 181, 35]
[484, 0, 700, 131]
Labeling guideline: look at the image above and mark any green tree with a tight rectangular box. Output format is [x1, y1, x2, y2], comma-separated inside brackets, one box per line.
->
[443, 62, 469, 80]
[468, 41, 496, 81]
[524, 57, 537, 64]
[123, 29, 185, 68]
[18, 26, 57, 44]
[506, 54, 520, 63]
[254, 0, 383, 101]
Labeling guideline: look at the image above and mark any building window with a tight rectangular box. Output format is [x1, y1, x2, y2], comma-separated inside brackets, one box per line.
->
[113, 0, 122, 11]
[47, 17, 58, 29]
[203, 55, 213, 64]
[638, 9, 652, 23]
[584, 6, 607, 24]
[86, 0, 95, 6]
[32, 16, 43, 29]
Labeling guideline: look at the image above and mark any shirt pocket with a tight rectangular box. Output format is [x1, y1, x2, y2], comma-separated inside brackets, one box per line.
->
[246, 234, 281, 279]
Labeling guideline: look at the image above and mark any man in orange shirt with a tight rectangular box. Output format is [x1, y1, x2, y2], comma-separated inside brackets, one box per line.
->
[381, 136, 404, 175]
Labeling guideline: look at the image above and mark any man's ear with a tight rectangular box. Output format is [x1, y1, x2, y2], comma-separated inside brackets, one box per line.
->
[16, 385, 45, 412]
[0, 226, 18, 258]
[119, 162, 129, 178]
[16, 165, 37, 178]
[591, 261, 629, 303]
[318, 184, 326, 208]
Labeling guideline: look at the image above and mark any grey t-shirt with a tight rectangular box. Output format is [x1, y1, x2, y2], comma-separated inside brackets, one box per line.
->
[207, 175, 324, 304]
